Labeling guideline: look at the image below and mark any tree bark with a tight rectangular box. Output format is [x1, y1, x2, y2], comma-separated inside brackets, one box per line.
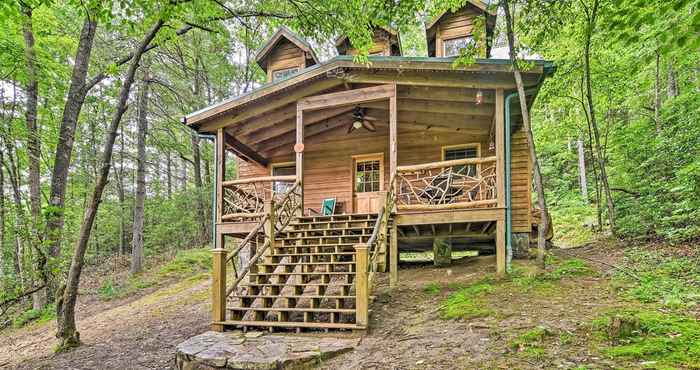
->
[166, 150, 172, 199]
[131, 73, 149, 275]
[20, 4, 47, 310]
[44, 16, 98, 301]
[56, 19, 164, 350]
[654, 50, 661, 133]
[577, 136, 589, 201]
[116, 125, 128, 255]
[582, 0, 615, 231]
[667, 59, 678, 98]
[191, 133, 208, 242]
[0, 149, 5, 279]
[500, 0, 549, 270]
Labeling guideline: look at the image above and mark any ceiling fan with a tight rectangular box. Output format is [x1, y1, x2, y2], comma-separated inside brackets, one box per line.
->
[346, 106, 378, 134]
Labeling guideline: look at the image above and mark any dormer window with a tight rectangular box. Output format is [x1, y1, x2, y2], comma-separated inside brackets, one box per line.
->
[272, 67, 300, 82]
[443, 36, 475, 57]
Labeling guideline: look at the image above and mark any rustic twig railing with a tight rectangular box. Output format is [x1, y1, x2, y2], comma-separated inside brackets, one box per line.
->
[220, 175, 297, 222]
[354, 174, 396, 327]
[395, 156, 497, 210]
[221, 181, 301, 299]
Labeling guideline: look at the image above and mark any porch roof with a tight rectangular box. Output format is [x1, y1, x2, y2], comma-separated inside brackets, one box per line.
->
[183, 55, 555, 130]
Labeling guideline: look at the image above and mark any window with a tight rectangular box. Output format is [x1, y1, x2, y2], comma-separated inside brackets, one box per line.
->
[272, 164, 295, 193]
[444, 145, 479, 177]
[272, 67, 299, 82]
[355, 160, 381, 193]
[443, 36, 475, 57]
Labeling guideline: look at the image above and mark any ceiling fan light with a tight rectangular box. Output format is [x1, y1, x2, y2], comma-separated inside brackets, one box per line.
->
[475, 89, 484, 105]
[353, 120, 363, 129]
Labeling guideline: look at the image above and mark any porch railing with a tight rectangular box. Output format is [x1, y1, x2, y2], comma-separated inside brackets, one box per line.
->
[395, 156, 498, 210]
[220, 175, 297, 222]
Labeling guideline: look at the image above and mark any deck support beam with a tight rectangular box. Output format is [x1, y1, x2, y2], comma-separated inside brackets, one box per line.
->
[295, 105, 304, 215]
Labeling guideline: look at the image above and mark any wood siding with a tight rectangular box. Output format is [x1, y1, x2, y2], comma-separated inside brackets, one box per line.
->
[429, 8, 486, 58]
[266, 39, 307, 83]
[340, 29, 399, 56]
[510, 129, 532, 233]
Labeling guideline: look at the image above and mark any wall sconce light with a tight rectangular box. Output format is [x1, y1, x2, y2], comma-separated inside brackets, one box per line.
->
[475, 89, 484, 105]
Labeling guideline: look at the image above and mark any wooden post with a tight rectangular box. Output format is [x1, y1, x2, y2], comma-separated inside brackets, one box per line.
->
[216, 128, 226, 223]
[295, 104, 304, 215]
[495, 89, 506, 276]
[264, 200, 276, 262]
[496, 219, 506, 276]
[354, 244, 369, 328]
[389, 84, 397, 183]
[389, 222, 398, 288]
[211, 247, 227, 331]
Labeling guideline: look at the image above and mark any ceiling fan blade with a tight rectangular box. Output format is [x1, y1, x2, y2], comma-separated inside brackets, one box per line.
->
[363, 115, 378, 121]
[363, 120, 376, 132]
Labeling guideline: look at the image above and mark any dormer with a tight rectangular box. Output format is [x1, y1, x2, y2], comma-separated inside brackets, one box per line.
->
[255, 27, 319, 83]
[335, 26, 401, 56]
[426, 0, 496, 58]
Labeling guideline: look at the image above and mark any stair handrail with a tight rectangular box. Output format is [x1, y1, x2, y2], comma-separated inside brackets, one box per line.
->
[366, 173, 396, 287]
[224, 181, 301, 297]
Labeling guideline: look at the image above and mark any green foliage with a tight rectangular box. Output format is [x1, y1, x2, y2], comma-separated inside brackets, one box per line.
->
[439, 280, 495, 320]
[157, 248, 211, 278]
[98, 278, 119, 300]
[12, 303, 56, 328]
[616, 249, 700, 309]
[423, 282, 442, 295]
[594, 309, 700, 368]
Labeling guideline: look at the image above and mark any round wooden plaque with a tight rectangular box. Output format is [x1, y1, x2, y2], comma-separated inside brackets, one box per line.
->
[294, 143, 305, 153]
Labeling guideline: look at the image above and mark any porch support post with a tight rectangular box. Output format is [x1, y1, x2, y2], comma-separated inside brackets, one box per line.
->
[389, 84, 397, 180]
[211, 246, 226, 331]
[495, 89, 506, 276]
[216, 128, 225, 224]
[296, 104, 304, 215]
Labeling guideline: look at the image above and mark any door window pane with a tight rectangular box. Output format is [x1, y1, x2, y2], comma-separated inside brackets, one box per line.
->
[355, 160, 380, 193]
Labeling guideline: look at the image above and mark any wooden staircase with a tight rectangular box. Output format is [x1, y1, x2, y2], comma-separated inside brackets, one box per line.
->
[221, 213, 382, 332]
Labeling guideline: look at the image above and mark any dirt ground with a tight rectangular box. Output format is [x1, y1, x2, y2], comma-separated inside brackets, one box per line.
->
[1, 242, 637, 369]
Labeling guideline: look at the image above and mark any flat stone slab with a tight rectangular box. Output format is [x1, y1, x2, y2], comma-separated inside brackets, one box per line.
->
[175, 331, 360, 370]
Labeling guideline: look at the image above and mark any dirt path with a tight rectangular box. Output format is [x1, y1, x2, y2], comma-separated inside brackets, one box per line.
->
[0, 276, 210, 370]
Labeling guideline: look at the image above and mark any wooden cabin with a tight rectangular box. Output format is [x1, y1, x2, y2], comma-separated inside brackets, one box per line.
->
[426, 1, 497, 58]
[255, 27, 319, 83]
[335, 26, 401, 56]
[184, 20, 554, 332]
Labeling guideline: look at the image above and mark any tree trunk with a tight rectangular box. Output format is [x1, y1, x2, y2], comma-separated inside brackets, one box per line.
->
[582, 0, 615, 231]
[500, 0, 549, 270]
[44, 16, 98, 301]
[21, 5, 47, 310]
[116, 126, 128, 255]
[0, 149, 5, 279]
[577, 136, 589, 201]
[166, 150, 172, 199]
[654, 50, 661, 133]
[667, 59, 678, 98]
[191, 134, 208, 242]
[131, 73, 149, 275]
[56, 19, 164, 351]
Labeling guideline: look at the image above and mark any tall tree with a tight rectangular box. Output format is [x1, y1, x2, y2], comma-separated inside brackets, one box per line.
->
[131, 73, 149, 274]
[56, 18, 165, 350]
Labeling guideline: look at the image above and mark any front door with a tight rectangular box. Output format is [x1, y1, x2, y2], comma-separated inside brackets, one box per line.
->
[353, 154, 384, 213]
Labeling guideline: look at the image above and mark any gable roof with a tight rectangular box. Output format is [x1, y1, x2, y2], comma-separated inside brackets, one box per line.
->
[425, 0, 497, 34]
[334, 26, 402, 56]
[183, 55, 556, 129]
[254, 26, 319, 72]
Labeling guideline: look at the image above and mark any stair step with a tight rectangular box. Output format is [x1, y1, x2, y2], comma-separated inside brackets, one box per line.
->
[244, 282, 354, 287]
[234, 294, 354, 299]
[249, 271, 355, 276]
[216, 320, 365, 330]
[279, 227, 374, 234]
[278, 234, 372, 241]
[259, 262, 355, 267]
[272, 252, 355, 257]
[227, 307, 355, 313]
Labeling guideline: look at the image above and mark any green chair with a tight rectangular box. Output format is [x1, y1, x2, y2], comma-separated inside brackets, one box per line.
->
[307, 198, 337, 216]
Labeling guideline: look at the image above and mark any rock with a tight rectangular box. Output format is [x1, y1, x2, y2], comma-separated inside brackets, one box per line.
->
[175, 331, 359, 370]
